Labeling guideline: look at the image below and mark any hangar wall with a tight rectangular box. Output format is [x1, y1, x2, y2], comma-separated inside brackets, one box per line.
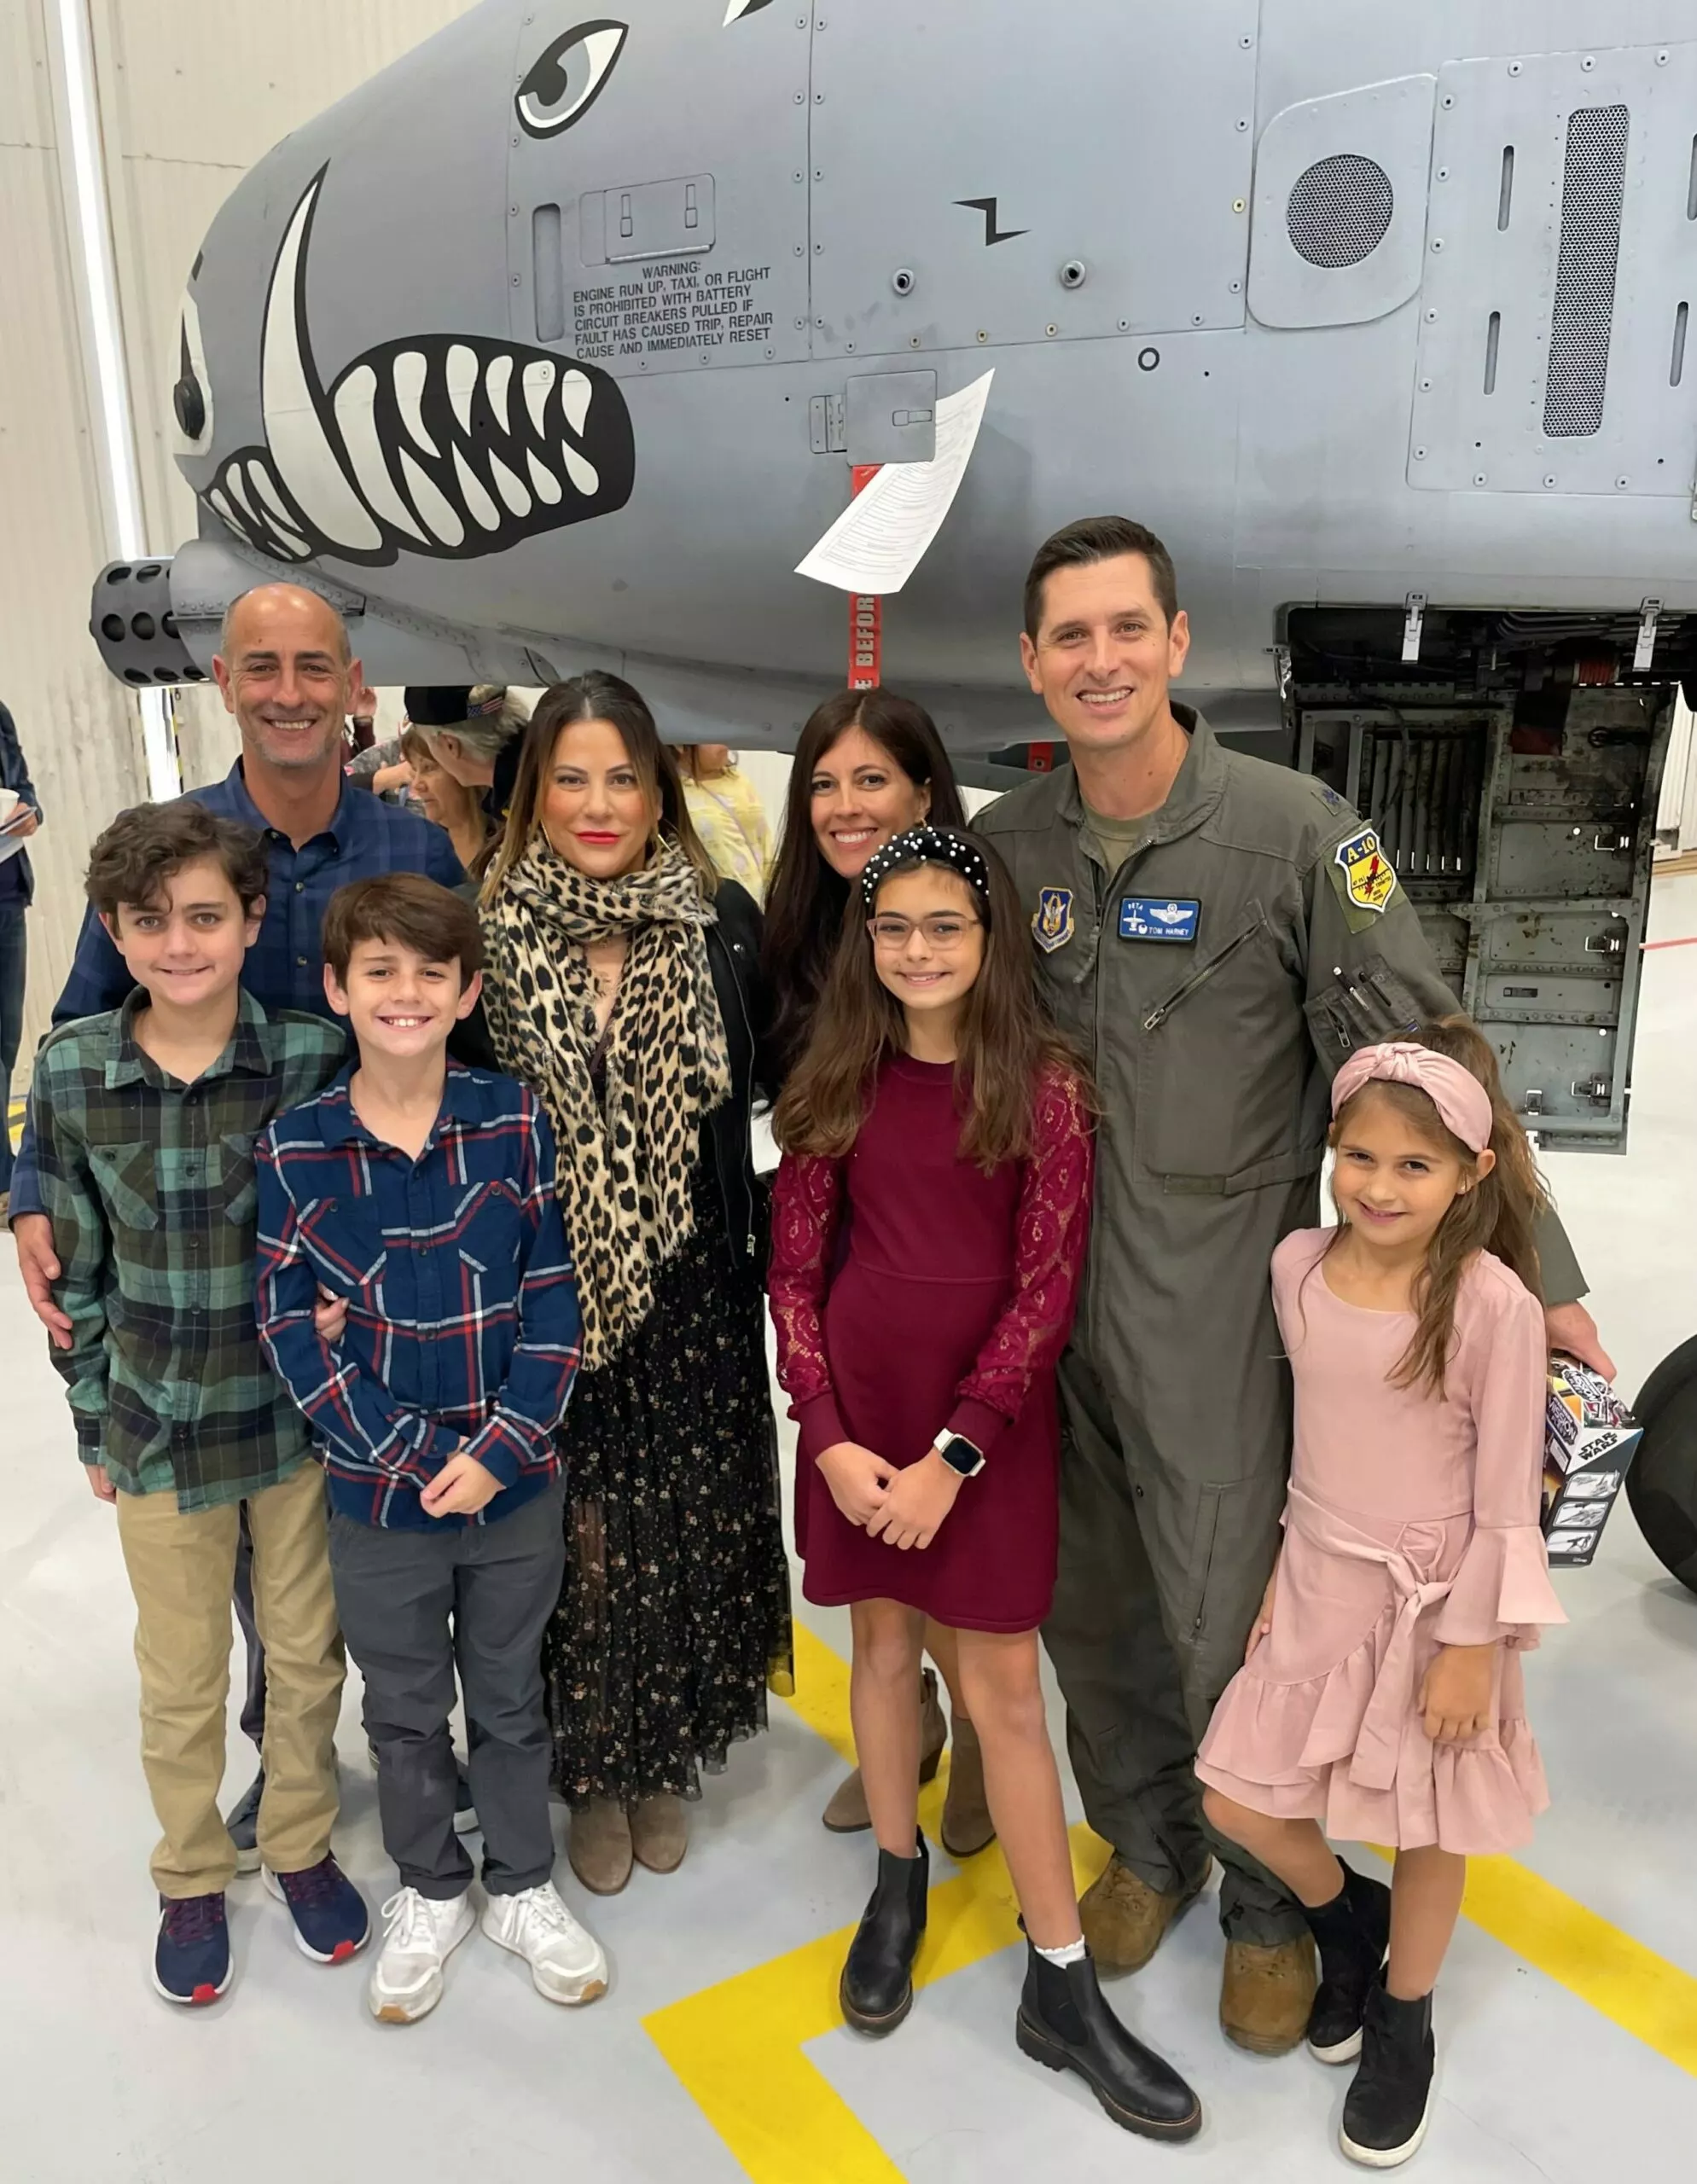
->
[2, 0, 478, 1056]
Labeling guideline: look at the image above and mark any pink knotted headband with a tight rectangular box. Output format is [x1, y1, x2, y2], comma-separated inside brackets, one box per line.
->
[1330, 1042, 1494, 1153]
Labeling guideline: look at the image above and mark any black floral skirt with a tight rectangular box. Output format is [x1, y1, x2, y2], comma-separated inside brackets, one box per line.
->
[542, 1177, 793, 1806]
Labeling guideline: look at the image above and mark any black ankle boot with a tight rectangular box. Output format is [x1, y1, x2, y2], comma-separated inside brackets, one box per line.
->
[1015, 1943, 1203, 2142]
[840, 1832, 927, 2034]
[1303, 1864, 1393, 2064]
[1340, 1978, 1435, 2168]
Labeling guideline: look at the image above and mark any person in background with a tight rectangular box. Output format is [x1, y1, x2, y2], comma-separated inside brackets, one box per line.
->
[675, 744, 773, 903]
[402, 724, 497, 879]
[412, 686, 531, 834]
[0, 697, 43, 1217]
[35, 803, 361, 2005]
[479, 672, 791, 1897]
[761, 689, 991, 1860]
[10, 584, 463, 1868]
[258, 874, 606, 2026]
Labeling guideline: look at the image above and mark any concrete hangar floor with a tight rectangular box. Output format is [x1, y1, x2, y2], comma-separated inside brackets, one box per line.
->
[3, 883, 1694, 2184]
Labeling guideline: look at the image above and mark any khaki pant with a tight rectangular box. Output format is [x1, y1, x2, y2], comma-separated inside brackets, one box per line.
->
[115, 1459, 345, 1897]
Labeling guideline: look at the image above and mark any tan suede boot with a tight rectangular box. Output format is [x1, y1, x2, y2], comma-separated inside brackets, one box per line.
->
[822, 1667, 946, 1832]
[631, 1792, 689, 1874]
[568, 1798, 634, 1896]
[1078, 1856, 1210, 1974]
[1219, 1935, 1318, 2056]
[939, 1718, 995, 1857]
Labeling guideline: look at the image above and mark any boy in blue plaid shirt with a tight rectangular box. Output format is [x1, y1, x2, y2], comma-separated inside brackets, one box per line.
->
[256, 874, 606, 2024]
[34, 804, 369, 2005]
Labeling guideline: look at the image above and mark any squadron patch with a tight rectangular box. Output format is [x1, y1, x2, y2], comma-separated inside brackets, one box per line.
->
[1032, 886, 1075, 954]
[1328, 828, 1398, 931]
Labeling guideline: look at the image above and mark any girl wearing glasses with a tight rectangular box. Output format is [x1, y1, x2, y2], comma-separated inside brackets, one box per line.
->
[768, 826, 1200, 2142]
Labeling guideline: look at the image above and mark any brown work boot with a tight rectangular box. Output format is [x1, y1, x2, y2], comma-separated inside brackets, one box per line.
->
[567, 1798, 634, 1896]
[631, 1792, 689, 1874]
[1220, 1934, 1318, 2056]
[939, 1718, 995, 1858]
[822, 1667, 946, 1832]
[1079, 1856, 1208, 1974]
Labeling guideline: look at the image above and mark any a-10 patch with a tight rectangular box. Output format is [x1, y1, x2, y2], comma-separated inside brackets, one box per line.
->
[1327, 827, 1399, 932]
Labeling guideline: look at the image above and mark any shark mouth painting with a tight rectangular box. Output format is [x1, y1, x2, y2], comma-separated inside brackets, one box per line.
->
[192, 168, 636, 568]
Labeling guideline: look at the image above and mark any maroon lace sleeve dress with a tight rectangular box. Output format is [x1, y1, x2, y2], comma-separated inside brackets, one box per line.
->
[769, 1054, 1094, 1632]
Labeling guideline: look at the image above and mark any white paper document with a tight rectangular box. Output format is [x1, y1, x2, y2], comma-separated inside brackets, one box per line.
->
[795, 369, 995, 595]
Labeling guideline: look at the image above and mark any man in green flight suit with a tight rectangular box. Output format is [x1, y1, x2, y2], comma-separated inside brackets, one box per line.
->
[976, 517, 1609, 2058]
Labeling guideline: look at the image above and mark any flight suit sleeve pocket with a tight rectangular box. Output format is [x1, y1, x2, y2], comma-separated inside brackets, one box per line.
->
[1305, 954, 1425, 1066]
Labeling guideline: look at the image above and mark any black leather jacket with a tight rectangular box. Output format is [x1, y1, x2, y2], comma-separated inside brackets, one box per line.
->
[700, 878, 770, 1276]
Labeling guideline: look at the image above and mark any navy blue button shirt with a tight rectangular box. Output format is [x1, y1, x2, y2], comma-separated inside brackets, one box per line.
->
[11, 761, 463, 1217]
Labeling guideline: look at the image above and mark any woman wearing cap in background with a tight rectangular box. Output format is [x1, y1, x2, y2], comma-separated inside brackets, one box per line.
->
[410, 685, 532, 834]
[479, 671, 791, 1896]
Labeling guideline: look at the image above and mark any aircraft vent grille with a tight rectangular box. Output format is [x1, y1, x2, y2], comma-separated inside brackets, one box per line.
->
[1285, 155, 1394, 269]
[1544, 104, 1630, 439]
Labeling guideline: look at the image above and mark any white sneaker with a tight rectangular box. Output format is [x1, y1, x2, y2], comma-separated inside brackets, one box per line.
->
[481, 1881, 609, 2006]
[367, 1887, 475, 2024]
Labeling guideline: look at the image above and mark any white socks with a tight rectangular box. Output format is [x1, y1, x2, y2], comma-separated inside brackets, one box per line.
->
[1036, 1937, 1088, 1967]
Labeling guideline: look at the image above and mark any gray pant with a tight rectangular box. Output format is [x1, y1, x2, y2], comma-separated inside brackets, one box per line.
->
[328, 1481, 567, 1901]
[1043, 1347, 1303, 1948]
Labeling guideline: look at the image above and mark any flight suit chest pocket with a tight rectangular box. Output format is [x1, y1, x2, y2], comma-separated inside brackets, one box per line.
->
[85, 1141, 158, 1232]
[299, 1196, 387, 1295]
[1136, 910, 1311, 1185]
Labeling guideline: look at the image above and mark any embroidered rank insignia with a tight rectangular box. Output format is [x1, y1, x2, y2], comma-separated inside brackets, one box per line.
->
[1334, 828, 1398, 917]
[1119, 897, 1200, 943]
[1032, 886, 1075, 954]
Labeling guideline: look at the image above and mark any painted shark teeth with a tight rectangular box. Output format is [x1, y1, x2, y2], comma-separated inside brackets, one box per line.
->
[189, 166, 634, 568]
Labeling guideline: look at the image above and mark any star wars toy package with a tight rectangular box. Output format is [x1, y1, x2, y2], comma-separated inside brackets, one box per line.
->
[1542, 1358, 1642, 1569]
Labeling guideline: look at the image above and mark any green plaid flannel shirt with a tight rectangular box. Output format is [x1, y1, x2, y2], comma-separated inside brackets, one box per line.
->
[33, 988, 347, 1510]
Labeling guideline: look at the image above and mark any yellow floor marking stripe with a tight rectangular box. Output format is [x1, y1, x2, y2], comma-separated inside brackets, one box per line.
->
[647, 1622, 1697, 2182]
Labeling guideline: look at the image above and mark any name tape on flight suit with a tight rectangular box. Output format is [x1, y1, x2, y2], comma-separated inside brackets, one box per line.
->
[1119, 897, 1200, 943]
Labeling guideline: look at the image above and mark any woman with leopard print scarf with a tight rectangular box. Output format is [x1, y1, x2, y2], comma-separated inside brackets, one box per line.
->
[481, 672, 793, 1897]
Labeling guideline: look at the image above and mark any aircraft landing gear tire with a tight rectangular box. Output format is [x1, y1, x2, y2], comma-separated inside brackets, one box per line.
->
[1624, 1334, 1697, 1595]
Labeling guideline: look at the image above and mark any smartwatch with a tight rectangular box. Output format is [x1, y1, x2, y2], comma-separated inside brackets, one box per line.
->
[932, 1430, 985, 1479]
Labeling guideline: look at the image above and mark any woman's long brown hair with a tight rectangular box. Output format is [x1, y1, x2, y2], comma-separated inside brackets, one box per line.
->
[480, 671, 716, 903]
[773, 829, 1090, 1169]
[761, 690, 966, 1080]
[1329, 1015, 1547, 1395]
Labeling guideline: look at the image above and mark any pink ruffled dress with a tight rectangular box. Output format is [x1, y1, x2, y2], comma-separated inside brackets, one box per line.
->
[1195, 1230, 1566, 1856]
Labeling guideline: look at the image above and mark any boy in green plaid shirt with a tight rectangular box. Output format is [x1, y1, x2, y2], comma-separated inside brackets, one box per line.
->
[33, 803, 369, 2004]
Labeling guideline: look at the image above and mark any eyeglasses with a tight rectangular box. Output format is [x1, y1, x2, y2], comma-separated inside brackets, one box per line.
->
[868, 914, 982, 949]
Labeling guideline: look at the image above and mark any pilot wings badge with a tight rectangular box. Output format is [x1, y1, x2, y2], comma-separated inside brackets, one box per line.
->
[1334, 828, 1398, 917]
[1032, 886, 1075, 954]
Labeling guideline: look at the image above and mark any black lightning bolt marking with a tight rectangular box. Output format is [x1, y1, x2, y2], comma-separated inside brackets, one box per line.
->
[956, 196, 1028, 247]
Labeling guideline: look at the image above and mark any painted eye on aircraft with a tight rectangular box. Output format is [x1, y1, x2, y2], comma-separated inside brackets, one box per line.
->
[514, 20, 628, 137]
[172, 283, 214, 454]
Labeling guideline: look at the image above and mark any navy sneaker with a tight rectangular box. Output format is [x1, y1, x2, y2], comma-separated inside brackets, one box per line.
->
[153, 1892, 232, 2006]
[264, 1855, 370, 1964]
[224, 1770, 264, 1876]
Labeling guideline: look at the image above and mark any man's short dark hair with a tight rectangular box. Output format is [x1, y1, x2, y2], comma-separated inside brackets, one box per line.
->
[86, 803, 269, 921]
[1023, 517, 1180, 640]
[322, 874, 483, 984]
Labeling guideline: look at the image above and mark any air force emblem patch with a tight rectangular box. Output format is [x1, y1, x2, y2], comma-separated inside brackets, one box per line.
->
[1334, 828, 1398, 917]
[1032, 886, 1075, 954]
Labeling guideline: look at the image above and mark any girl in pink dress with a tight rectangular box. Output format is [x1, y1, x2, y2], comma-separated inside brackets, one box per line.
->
[1196, 1020, 1566, 2170]
[770, 826, 1199, 2144]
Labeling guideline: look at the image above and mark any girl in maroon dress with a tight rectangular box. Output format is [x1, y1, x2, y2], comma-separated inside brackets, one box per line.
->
[770, 826, 1200, 2143]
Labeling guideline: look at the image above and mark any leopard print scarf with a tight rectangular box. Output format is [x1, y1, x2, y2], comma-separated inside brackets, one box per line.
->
[481, 835, 731, 1368]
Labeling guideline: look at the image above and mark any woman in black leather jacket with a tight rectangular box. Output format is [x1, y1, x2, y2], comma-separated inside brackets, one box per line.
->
[478, 674, 790, 1899]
